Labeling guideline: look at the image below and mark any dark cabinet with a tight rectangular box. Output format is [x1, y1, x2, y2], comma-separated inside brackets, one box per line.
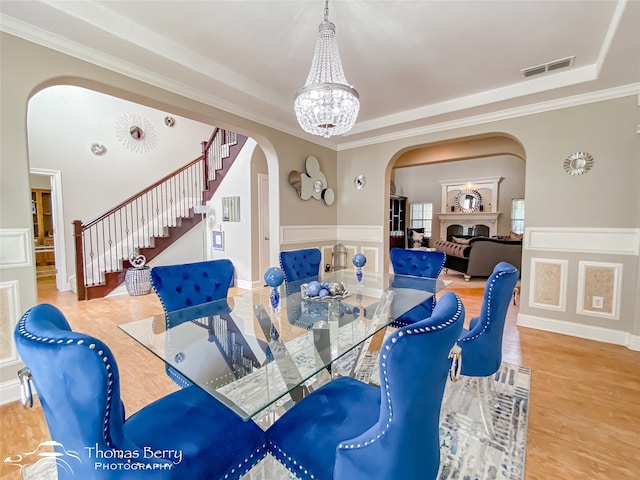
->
[32, 188, 55, 267]
[389, 195, 407, 250]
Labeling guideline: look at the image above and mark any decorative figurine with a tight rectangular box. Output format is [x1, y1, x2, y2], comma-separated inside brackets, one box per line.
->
[264, 267, 284, 313]
[352, 253, 367, 285]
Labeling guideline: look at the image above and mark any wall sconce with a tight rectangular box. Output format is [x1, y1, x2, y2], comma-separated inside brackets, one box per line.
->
[91, 143, 107, 156]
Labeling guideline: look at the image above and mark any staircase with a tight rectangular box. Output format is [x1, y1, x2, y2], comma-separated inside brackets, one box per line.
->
[73, 128, 247, 300]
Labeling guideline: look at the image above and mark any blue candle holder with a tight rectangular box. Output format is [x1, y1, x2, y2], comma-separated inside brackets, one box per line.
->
[263, 267, 284, 314]
[352, 253, 367, 286]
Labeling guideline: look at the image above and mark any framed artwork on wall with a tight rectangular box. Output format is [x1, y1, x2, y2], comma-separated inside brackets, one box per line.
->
[213, 230, 224, 250]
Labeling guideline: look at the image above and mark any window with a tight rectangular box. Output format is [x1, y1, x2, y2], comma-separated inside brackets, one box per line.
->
[409, 203, 433, 236]
[511, 198, 525, 234]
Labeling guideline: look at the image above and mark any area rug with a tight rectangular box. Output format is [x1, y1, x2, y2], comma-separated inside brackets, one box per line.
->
[242, 361, 530, 480]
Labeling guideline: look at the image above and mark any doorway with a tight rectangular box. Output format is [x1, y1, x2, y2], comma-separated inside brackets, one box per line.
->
[29, 168, 69, 293]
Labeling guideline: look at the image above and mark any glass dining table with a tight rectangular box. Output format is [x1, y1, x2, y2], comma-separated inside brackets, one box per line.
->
[119, 268, 449, 423]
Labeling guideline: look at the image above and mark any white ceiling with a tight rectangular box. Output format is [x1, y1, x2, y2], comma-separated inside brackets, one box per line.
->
[2, 0, 639, 149]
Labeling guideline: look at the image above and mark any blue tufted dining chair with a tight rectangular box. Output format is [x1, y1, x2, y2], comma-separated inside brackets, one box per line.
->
[150, 259, 235, 312]
[14, 303, 266, 480]
[389, 247, 446, 326]
[447, 261, 520, 437]
[266, 292, 465, 480]
[150, 259, 234, 387]
[278, 248, 322, 294]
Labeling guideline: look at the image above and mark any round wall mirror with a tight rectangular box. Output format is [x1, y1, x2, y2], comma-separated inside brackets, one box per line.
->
[563, 152, 594, 175]
[455, 189, 482, 213]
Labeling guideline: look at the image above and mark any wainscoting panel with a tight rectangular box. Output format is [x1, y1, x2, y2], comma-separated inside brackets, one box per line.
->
[0, 228, 33, 269]
[576, 261, 622, 320]
[361, 247, 380, 273]
[336, 225, 384, 244]
[529, 258, 568, 311]
[0, 280, 21, 367]
[280, 225, 337, 245]
[525, 227, 639, 255]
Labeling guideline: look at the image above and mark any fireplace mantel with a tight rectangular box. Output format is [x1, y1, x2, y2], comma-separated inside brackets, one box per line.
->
[437, 212, 501, 240]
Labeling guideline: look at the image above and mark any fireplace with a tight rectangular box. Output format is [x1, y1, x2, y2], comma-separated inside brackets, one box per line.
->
[437, 213, 500, 240]
[437, 176, 502, 240]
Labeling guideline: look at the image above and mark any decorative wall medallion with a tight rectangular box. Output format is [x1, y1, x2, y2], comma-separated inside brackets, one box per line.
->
[115, 114, 158, 154]
[563, 152, 594, 175]
[353, 174, 366, 190]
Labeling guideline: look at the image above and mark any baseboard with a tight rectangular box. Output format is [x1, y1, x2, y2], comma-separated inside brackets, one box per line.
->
[0, 377, 21, 406]
[517, 313, 639, 351]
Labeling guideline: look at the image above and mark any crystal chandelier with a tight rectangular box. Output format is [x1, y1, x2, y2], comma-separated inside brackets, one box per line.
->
[294, 0, 359, 138]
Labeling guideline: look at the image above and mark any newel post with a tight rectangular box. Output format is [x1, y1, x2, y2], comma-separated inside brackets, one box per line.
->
[73, 220, 86, 301]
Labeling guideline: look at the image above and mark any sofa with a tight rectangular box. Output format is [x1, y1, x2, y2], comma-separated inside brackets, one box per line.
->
[433, 236, 522, 280]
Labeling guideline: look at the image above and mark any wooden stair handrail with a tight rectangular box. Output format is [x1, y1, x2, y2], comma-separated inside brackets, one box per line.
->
[83, 128, 223, 230]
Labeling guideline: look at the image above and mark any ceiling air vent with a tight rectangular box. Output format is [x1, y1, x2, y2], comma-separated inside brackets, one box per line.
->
[521, 56, 575, 77]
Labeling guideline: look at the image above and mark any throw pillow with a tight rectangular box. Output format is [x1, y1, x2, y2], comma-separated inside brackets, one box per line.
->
[510, 231, 523, 241]
[412, 231, 424, 247]
[451, 236, 470, 245]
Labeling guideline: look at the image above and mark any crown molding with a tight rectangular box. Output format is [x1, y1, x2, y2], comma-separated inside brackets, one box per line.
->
[336, 83, 640, 150]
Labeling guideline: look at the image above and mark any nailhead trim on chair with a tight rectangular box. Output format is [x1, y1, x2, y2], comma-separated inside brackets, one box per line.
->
[268, 442, 316, 479]
[151, 279, 200, 389]
[457, 267, 516, 343]
[222, 445, 268, 479]
[16, 311, 118, 448]
[337, 296, 464, 451]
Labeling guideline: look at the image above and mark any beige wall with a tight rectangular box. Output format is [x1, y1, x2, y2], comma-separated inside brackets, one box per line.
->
[337, 97, 640, 343]
[0, 32, 335, 396]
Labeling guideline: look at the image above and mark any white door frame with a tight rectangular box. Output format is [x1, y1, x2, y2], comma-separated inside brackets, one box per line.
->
[30, 168, 70, 292]
[258, 173, 270, 277]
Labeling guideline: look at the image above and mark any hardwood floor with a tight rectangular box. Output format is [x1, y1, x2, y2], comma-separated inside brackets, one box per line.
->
[1, 276, 638, 479]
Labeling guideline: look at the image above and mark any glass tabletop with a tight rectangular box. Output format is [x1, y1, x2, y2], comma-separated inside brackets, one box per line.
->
[119, 269, 449, 421]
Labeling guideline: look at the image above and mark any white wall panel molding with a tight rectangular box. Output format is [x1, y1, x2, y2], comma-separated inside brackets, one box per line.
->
[529, 258, 568, 311]
[576, 261, 623, 320]
[517, 313, 638, 351]
[0, 229, 33, 269]
[280, 225, 337, 245]
[336, 225, 384, 244]
[0, 280, 21, 366]
[280, 225, 383, 245]
[525, 227, 639, 255]
[0, 378, 21, 406]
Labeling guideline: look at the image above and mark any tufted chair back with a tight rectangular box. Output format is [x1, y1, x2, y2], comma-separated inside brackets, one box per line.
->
[279, 248, 321, 295]
[151, 259, 234, 387]
[457, 261, 519, 377]
[14, 304, 168, 480]
[334, 292, 465, 479]
[150, 259, 234, 312]
[389, 248, 446, 325]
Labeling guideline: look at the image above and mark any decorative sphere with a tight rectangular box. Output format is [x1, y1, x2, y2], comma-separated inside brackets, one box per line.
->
[352, 253, 367, 268]
[306, 280, 322, 297]
[328, 282, 345, 296]
[318, 288, 330, 297]
[264, 267, 284, 288]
